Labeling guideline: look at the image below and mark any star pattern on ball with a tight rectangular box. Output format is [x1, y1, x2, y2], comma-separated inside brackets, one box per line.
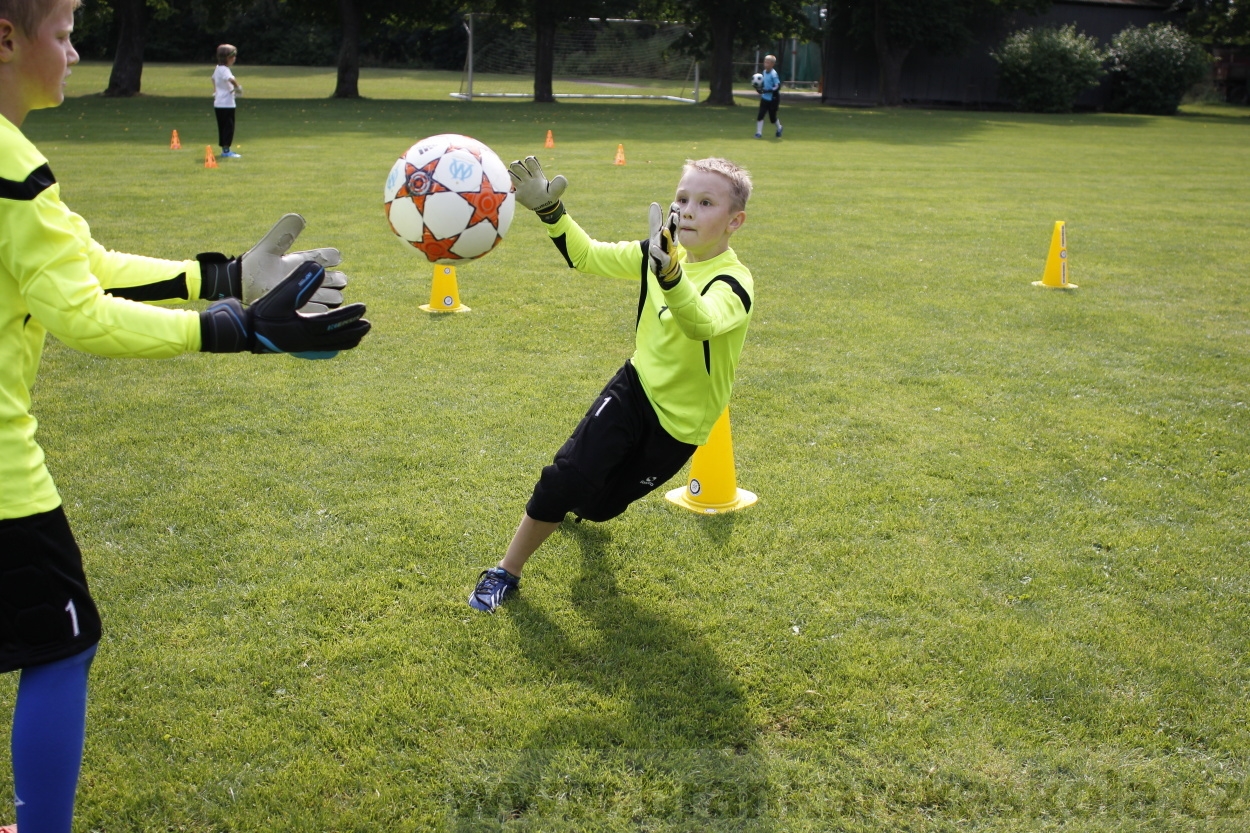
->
[395, 158, 450, 213]
[411, 226, 461, 262]
[462, 176, 509, 229]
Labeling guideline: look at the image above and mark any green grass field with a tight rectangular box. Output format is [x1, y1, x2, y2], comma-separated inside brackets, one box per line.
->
[3, 62, 1249, 831]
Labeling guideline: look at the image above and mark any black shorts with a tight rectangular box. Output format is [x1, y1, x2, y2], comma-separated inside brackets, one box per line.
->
[526, 362, 698, 523]
[0, 506, 103, 674]
[756, 94, 780, 122]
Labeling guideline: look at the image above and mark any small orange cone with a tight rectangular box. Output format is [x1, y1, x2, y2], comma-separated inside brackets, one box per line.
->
[204, 146, 218, 168]
[613, 143, 626, 166]
[665, 408, 757, 514]
[544, 130, 554, 149]
[170, 129, 181, 150]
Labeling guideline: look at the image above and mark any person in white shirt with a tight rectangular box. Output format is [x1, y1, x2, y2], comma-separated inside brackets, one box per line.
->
[212, 43, 243, 158]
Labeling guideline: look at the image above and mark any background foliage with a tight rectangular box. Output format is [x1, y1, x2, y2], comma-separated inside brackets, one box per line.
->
[72, 0, 467, 67]
[992, 25, 1105, 113]
[1106, 22, 1211, 115]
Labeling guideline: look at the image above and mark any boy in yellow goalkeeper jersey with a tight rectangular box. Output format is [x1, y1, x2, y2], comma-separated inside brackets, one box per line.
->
[469, 154, 755, 612]
[1, 1, 370, 829]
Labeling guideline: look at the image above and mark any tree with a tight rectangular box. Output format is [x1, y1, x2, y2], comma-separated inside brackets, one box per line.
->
[1176, 0, 1250, 47]
[654, 0, 815, 104]
[102, 0, 147, 96]
[825, 0, 1050, 106]
[99, 0, 253, 97]
[334, 0, 362, 97]
[469, 0, 617, 103]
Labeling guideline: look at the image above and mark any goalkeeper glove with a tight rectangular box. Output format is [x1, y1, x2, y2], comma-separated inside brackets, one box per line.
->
[197, 214, 348, 312]
[200, 260, 371, 359]
[647, 202, 683, 289]
[507, 156, 568, 224]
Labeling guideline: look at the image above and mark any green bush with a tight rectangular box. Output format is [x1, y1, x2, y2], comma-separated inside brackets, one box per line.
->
[992, 25, 1105, 113]
[1106, 23, 1210, 115]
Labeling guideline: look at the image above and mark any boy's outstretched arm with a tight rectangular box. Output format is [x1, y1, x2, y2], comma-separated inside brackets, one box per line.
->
[507, 156, 567, 224]
[94, 214, 348, 313]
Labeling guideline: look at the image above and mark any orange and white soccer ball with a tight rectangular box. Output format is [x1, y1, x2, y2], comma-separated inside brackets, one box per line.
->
[384, 133, 516, 264]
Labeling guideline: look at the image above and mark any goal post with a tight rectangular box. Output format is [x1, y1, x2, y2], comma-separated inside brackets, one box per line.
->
[453, 15, 700, 103]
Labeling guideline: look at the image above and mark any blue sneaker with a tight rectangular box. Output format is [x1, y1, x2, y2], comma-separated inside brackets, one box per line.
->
[776, 125, 783, 138]
[469, 567, 519, 612]
[221, 150, 242, 158]
[754, 132, 762, 139]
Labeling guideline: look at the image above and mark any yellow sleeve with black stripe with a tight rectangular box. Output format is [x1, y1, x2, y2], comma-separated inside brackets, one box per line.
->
[0, 115, 203, 519]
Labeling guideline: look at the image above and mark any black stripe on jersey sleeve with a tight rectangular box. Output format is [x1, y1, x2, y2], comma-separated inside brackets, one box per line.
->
[550, 234, 575, 269]
[0, 164, 56, 201]
[700, 274, 752, 314]
[636, 240, 650, 329]
[104, 273, 190, 302]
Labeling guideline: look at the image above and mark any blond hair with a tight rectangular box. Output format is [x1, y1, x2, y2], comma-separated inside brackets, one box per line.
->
[0, 0, 80, 38]
[216, 44, 237, 65]
[683, 157, 752, 213]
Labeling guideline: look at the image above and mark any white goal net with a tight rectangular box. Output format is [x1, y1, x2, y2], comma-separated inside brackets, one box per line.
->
[453, 16, 700, 103]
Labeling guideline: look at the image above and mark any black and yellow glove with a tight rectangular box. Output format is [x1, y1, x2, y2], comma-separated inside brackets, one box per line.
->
[200, 261, 370, 359]
[647, 202, 682, 289]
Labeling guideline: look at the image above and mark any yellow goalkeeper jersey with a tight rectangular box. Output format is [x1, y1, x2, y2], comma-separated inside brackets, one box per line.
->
[546, 212, 754, 446]
[0, 115, 204, 520]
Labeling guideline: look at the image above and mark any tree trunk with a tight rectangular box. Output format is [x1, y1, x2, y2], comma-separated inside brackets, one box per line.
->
[333, 0, 361, 99]
[104, 0, 145, 97]
[873, 0, 910, 106]
[706, 14, 736, 105]
[821, 14, 836, 105]
[533, 11, 556, 103]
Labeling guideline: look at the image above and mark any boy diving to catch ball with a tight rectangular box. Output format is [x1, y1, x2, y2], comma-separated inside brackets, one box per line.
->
[469, 154, 755, 612]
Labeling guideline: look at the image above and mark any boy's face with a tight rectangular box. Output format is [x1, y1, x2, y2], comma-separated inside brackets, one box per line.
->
[764, 56, 776, 70]
[672, 169, 746, 263]
[0, 0, 78, 123]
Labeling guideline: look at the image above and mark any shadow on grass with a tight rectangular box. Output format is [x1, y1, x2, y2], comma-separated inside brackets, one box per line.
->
[444, 522, 773, 830]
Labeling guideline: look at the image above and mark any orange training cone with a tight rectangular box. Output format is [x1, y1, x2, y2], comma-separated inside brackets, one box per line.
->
[545, 130, 555, 149]
[665, 407, 757, 514]
[419, 264, 470, 313]
[170, 129, 181, 150]
[203, 146, 217, 168]
[614, 143, 626, 166]
[1032, 220, 1076, 289]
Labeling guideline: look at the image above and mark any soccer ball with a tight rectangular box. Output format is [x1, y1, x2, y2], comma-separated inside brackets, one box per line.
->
[384, 134, 516, 264]
[751, 73, 763, 92]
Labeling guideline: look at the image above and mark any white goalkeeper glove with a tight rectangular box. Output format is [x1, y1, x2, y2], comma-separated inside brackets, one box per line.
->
[507, 156, 568, 223]
[648, 202, 682, 289]
[197, 214, 348, 313]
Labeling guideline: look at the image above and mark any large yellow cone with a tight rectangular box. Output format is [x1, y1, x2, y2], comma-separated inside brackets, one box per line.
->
[1032, 221, 1077, 289]
[420, 264, 471, 313]
[665, 408, 757, 514]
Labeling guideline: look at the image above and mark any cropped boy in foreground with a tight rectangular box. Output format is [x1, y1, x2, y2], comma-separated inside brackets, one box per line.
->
[469, 154, 755, 612]
[1, 1, 369, 829]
